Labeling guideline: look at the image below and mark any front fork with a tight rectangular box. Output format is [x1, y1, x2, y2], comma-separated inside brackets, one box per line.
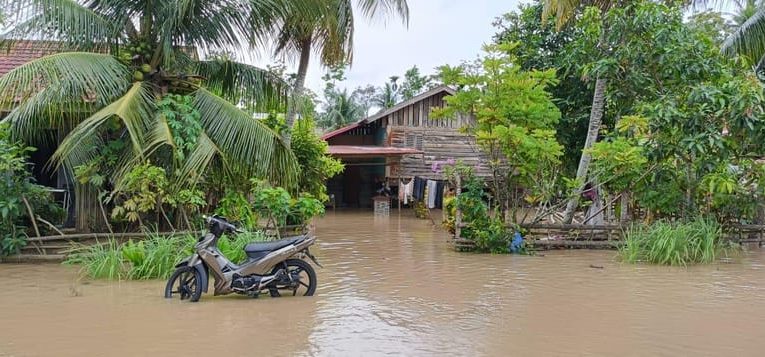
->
[175, 254, 209, 293]
[303, 248, 323, 268]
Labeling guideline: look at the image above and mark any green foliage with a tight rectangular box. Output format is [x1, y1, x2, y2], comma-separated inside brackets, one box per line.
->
[620, 218, 740, 266]
[65, 239, 127, 280]
[0, 124, 64, 255]
[565, 2, 765, 222]
[413, 201, 429, 219]
[288, 193, 325, 226]
[443, 163, 511, 254]
[433, 43, 563, 220]
[252, 181, 292, 227]
[400, 66, 434, 100]
[123, 235, 191, 280]
[218, 231, 267, 265]
[111, 163, 170, 223]
[493, 2, 592, 174]
[588, 117, 649, 194]
[66, 231, 269, 280]
[442, 196, 457, 233]
[1, 1, 302, 225]
[318, 88, 365, 130]
[251, 180, 324, 227]
[216, 190, 257, 228]
[291, 119, 344, 201]
[215, 180, 325, 230]
[158, 94, 203, 162]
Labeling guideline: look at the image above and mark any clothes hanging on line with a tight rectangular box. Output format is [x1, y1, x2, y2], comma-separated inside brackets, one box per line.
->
[399, 179, 414, 205]
[427, 180, 438, 209]
[413, 177, 426, 201]
[435, 180, 445, 209]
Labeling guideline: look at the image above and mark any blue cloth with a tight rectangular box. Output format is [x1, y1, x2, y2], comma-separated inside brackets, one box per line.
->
[509, 232, 524, 253]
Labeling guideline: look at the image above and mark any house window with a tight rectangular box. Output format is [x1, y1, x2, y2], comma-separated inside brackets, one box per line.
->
[406, 133, 423, 150]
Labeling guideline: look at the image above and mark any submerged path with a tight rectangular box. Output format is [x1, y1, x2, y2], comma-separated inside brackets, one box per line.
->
[1, 212, 765, 356]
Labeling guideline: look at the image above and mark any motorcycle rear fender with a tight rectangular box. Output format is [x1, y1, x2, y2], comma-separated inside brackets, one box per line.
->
[175, 256, 209, 293]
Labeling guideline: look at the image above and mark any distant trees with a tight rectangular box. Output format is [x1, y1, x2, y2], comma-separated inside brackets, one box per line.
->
[316, 65, 437, 130]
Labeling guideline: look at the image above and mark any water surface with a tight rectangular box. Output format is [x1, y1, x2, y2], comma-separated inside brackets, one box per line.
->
[1, 212, 764, 356]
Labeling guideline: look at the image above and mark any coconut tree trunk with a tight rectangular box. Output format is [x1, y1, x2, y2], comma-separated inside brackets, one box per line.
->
[563, 75, 608, 223]
[283, 38, 312, 147]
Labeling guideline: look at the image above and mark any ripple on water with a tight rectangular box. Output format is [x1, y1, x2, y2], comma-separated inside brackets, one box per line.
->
[2, 212, 765, 356]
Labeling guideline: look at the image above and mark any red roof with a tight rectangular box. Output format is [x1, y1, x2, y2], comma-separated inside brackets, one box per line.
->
[321, 122, 361, 141]
[0, 41, 59, 77]
[327, 145, 422, 157]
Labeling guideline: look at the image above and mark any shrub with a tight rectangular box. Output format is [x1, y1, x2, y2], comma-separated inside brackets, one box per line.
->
[620, 218, 740, 266]
[0, 123, 65, 255]
[65, 231, 269, 280]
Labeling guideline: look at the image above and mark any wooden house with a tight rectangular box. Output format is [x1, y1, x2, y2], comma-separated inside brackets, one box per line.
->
[0, 41, 76, 227]
[324, 85, 491, 208]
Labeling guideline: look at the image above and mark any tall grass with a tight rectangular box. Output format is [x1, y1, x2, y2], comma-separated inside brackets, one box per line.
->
[620, 218, 740, 266]
[64, 231, 268, 280]
[217, 231, 267, 265]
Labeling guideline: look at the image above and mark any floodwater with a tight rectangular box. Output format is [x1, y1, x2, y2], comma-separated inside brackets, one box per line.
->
[2, 212, 765, 356]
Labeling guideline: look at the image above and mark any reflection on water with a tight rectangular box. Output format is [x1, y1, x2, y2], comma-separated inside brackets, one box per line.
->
[2, 212, 765, 356]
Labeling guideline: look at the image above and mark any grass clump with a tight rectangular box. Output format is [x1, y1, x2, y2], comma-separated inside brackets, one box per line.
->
[620, 218, 740, 266]
[64, 231, 268, 280]
[64, 239, 126, 279]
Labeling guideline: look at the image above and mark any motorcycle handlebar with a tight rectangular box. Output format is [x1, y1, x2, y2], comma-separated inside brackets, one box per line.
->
[202, 215, 241, 233]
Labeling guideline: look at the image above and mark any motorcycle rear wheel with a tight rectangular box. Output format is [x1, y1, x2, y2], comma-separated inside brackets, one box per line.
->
[269, 259, 317, 297]
[164, 266, 203, 302]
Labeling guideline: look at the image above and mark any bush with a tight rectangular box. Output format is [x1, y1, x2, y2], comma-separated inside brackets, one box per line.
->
[620, 218, 740, 266]
[0, 123, 65, 256]
[65, 231, 268, 280]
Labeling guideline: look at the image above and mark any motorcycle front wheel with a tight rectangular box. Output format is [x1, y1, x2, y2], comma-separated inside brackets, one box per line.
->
[164, 266, 203, 302]
[269, 259, 317, 297]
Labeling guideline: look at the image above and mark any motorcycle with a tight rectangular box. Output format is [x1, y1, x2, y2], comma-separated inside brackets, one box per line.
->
[164, 215, 320, 302]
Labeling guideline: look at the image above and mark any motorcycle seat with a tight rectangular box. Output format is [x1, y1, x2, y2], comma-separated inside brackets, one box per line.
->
[244, 236, 306, 254]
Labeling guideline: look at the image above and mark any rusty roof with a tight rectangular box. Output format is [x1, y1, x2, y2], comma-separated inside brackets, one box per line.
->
[327, 145, 422, 157]
[320, 122, 361, 140]
[0, 41, 61, 77]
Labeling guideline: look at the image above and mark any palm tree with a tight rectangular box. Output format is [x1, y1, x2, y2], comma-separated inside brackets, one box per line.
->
[542, 0, 617, 223]
[0, 0, 304, 192]
[319, 88, 364, 129]
[732, 0, 762, 26]
[272, 0, 409, 147]
[724, 0, 765, 72]
[373, 77, 400, 110]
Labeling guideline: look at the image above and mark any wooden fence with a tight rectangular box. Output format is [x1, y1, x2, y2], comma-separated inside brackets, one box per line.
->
[2, 225, 308, 263]
[453, 223, 765, 251]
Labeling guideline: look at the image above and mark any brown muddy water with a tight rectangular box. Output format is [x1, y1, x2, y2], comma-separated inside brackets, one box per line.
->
[2, 212, 765, 356]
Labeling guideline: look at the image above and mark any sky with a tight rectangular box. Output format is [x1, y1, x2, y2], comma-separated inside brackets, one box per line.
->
[256, 0, 523, 96]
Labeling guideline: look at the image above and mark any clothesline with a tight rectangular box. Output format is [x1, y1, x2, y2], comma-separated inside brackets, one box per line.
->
[391, 176, 445, 209]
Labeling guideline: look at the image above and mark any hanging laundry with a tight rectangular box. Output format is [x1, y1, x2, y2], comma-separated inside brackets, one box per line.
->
[435, 181, 445, 209]
[427, 180, 437, 209]
[413, 177, 426, 201]
[400, 179, 414, 205]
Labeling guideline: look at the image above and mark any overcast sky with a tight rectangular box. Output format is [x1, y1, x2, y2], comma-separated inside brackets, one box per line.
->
[256, 0, 523, 96]
[251, 0, 727, 99]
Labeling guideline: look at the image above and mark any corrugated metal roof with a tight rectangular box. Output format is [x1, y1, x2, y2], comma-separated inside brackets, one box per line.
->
[327, 145, 422, 157]
[320, 122, 361, 140]
[321, 85, 456, 141]
[359, 85, 456, 125]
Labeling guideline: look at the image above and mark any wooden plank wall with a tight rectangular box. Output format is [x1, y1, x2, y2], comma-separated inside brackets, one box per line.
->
[384, 91, 492, 180]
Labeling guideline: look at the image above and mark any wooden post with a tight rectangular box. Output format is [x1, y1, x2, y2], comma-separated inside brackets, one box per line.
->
[398, 175, 401, 212]
[21, 195, 40, 238]
[455, 174, 462, 240]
